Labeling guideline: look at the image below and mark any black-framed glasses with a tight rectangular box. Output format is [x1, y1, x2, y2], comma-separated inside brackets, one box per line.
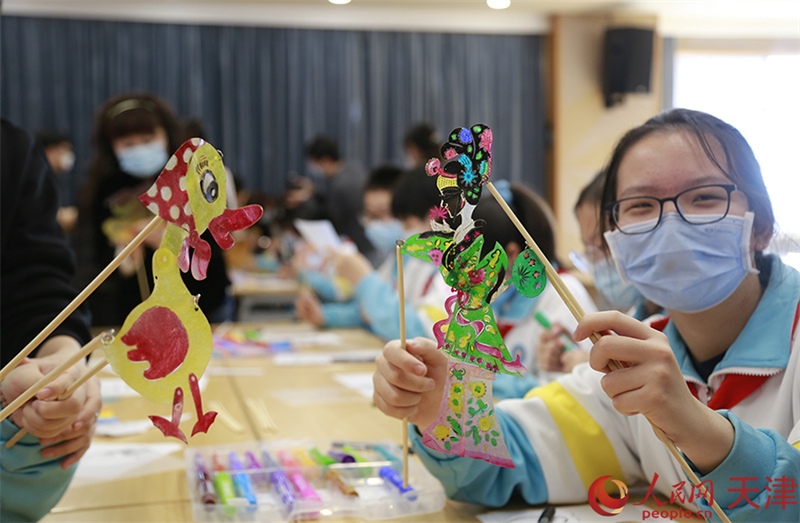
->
[606, 184, 739, 234]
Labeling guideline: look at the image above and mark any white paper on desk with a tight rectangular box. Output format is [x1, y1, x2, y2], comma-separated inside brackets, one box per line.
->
[273, 349, 380, 366]
[269, 386, 368, 406]
[477, 503, 677, 522]
[332, 372, 375, 399]
[72, 442, 183, 482]
[294, 219, 343, 253]
[101, 375, 208, 400]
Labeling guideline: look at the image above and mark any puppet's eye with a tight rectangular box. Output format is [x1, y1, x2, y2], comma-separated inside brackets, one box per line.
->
[199, 170, 218, 203]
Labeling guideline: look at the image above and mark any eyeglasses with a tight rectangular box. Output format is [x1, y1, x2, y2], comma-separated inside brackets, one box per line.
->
[606, 184, 739, 234]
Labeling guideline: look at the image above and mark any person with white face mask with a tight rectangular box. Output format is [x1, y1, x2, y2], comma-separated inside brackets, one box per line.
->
[74, 93, 233, 327]
[295, 167, 451, 342]
[371, 110, 799, 522]
[538, 170, 662, 376]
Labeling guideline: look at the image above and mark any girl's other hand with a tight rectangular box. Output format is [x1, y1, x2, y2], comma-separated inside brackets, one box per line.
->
[373, 337, 446, 429]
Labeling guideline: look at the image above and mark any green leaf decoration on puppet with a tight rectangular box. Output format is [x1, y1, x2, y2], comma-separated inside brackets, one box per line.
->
[512, 247, 547, 298]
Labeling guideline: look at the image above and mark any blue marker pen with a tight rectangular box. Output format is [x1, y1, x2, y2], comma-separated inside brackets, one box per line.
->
[379, 465, 416, 500]
[228, 452, 257, 506]
[261, 450, 295, 511]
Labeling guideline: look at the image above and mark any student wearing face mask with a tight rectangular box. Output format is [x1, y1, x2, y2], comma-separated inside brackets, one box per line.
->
[75, 93, 233, 327]
[475, 181, 597, 399]
[372, 109, 799, 522]
[295, 168, 451, 341]
[537, 171, 664, 375]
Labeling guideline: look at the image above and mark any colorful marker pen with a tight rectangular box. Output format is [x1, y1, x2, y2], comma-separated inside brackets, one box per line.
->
[211, 453, 236, 506]
[244, 450, 268, 486]
[341, 445, 373, 476]
[193, 454, 217, 505]
[261, 450, 296, 511]
[325, 468, 359, 497]
[277, 450, 322, 502]
[228, 452, 257, 505]
[309, 447, 337, 466]
[374, 444, 401, 464]
[292, 448, 317, 468]
[327, 449, 356, 463]
[534, 311, 577, 351]
[379, 465, 416, 500]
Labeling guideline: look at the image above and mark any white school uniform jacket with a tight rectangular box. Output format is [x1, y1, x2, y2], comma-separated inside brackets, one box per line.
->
[412, 255, 800, 522]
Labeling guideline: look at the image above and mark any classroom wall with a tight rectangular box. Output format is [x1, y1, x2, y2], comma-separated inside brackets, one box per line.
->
[550, 14, 663, 263]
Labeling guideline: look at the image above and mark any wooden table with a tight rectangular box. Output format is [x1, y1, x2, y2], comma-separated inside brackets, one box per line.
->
[229, 270, 299, 321]
[41, 322, 693, 522]
[41, 324, 479, 522]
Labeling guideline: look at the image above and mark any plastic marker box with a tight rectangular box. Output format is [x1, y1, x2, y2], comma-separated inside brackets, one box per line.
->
[184, 439, 445, 521]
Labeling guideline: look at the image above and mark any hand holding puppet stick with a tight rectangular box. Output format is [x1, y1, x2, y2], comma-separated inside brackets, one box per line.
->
[2, 139, 263, 446]
[485, 177, 731, 523]
[400, 125, 545, 468]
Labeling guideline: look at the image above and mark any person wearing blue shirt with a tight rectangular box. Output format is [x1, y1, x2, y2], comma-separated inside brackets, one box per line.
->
[372, 109, 800, 522]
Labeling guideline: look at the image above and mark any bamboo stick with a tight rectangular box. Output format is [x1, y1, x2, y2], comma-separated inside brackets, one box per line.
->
[396, 241, 410, 490]
[0, 332, 112, 423]
[486, 182, 729, 523]
[4, 356, 109, 448]
[0, 216, 163, 382]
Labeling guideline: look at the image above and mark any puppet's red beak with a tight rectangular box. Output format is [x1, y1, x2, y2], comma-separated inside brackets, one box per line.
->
[207, 204, 263, 250]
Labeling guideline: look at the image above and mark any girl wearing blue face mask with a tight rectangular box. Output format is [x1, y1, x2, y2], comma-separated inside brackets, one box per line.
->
[372, 109, 799, 522]
[75, 93, 234, 327]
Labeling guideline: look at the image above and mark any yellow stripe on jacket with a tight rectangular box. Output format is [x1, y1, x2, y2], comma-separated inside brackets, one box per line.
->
[525, 381, 626, 490]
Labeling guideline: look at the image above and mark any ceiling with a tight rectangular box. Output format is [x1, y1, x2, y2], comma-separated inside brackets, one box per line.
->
[3, 0, 799, 38]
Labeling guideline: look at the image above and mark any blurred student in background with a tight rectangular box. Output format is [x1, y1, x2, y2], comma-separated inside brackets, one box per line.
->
[295, 167, 451, 341]
[75, 92, 232, 327]
[403, 123, 439, 169]
[474, 181, 597, 398]
[37, 130, 78, 233]
[285, 135, 374, 262]
[537, 170, 662, 374]
[2, 119, 100, 522]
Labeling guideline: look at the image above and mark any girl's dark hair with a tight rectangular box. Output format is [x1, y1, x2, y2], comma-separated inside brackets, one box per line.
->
[475, 183, 561, 267]
[600, 108, 774, 252]
[364, 164, 403, 193]
[404, 123, 440, 160]
[81, 92, 182, 213]
[391, 167, 441, 220]
[574, 169, 607, 213]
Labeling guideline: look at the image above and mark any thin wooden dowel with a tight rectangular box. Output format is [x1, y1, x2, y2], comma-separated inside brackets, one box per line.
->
[396, 241, 410, 490]
[0, 216, 163, 382]
[0, 332, 112, 423]
[486, 182, 730, 523]
[5, 356, 109, 449]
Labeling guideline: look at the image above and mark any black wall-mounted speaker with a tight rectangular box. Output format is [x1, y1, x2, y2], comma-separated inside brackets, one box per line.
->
[603, 28, 654, 108]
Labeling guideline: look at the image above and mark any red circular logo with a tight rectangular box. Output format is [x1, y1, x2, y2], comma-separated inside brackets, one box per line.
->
[588, 475, 630, 516]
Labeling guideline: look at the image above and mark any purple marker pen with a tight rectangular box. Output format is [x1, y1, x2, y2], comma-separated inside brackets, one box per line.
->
[244, 451, 269, 486]
[327, 449, 356, 463]
[261, 450, 295, 511]
[277, 450, 322, 502]
[193, 454, 217, 505]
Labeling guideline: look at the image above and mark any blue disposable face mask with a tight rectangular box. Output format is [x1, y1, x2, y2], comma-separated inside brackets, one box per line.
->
[604, 211, 758, 313]
[365, 219, 406, 253]
[116, 140, 169, 178]
[591, 256, 645, 311]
